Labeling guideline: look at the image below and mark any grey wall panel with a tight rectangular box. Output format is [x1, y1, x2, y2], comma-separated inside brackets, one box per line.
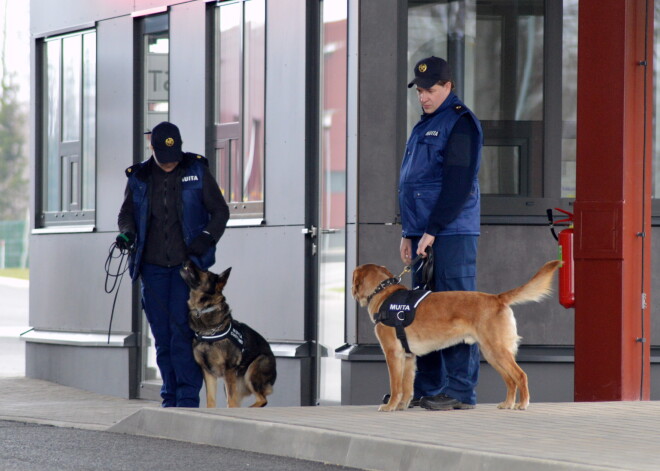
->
[31, 0, 129, 35]
[357, 0, 406, 225]
[134, 0, 186, 13]
[345, 223, 358, 343]
[263, 0, 307, 226]
[342, 359, 575, 405]
[477, 362, 574, 404]
[196, 357, 312, 407]
[31, 0, 189, 36]
[479, 225, 574, 345]
[355, 223, 403, 344]
[26, 343, 135, 398]
[169, 1, 207, 154]
[95, 17, 135, 234]
[214, 226, 306, 341]
[29, 233, 134, 333]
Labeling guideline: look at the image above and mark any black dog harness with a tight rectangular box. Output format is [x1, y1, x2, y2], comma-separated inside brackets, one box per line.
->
[194, 321, 245, 351]
[375, 290, 431, 353]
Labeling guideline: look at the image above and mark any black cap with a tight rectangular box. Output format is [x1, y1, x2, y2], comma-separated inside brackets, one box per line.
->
[407, 56, 452, 89]
[151, 121, 183, 163]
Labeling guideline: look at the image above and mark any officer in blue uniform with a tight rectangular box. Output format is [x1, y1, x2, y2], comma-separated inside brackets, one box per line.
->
[399, 57, 483, 410]
[117, 121, 229, 407]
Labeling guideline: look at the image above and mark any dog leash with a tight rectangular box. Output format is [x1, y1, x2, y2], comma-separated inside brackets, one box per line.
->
[103, 240, 192, 345]
[103, 241, 131, 344]
[367, 247, 433, 304]
[397, 246, 432, 281]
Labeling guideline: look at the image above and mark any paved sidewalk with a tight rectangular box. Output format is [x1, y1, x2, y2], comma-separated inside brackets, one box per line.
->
[1, 377, 659, 471]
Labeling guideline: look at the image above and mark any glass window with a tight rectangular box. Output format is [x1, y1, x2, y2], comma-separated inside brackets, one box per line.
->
[40, 30, 96, 227]
[408, 0, 544, 198]
[142, 14, 169, 160]
[562, 0, 578, 199]
[407, 1, 573, 218]
[214, 0, 265, 218]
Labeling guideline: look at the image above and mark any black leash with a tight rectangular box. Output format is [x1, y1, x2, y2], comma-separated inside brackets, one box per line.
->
[367, 247, 433, 304]
[103, 241, 193, 346]
[103, 242, 131, 344]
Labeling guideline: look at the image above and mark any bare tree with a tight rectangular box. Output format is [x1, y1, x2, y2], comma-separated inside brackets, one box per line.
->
[0, 0, 28, 221]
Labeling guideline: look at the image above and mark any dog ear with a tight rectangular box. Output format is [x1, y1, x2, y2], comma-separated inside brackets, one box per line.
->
[351, 268, 361, 298]
[216, 267, 232, 289]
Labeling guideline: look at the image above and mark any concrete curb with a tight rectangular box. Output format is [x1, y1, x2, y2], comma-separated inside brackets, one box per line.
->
[108, 408, 615, 471]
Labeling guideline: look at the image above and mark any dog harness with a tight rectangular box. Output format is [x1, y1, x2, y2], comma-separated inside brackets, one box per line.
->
[194, 320, 245, 351]
[375, 290, 431, 353]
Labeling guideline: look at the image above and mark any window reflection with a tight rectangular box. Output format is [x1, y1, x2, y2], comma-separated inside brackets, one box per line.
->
[41, 30, 96, 225]
[407, 0, 545, 198]
[214, 0, 265, 216]
[143, 15, 169, 161]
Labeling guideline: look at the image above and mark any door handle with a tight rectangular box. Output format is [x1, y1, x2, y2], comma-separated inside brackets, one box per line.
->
[301, 225, 318, 237]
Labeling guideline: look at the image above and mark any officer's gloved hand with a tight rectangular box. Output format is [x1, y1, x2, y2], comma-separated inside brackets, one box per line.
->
[187, 231, 215, 256]
[115, 232, 135, 251]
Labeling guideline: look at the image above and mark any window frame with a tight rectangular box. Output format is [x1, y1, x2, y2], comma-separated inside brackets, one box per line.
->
[405, 0, 569, 224]
[212, 0, 266, 221]
[36, 28, 97, 230]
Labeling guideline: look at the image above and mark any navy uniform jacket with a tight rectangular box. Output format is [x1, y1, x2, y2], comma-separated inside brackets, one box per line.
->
[118, 153, 229, 281]
[399, 92, 483, 238]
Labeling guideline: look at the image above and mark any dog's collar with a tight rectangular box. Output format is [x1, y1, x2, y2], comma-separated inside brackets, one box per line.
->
[366, 277, 400, 304]
[190, 305, 220, 318]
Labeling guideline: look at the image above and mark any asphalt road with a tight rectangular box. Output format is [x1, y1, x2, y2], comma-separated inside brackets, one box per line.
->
[0, 420, 361, 471]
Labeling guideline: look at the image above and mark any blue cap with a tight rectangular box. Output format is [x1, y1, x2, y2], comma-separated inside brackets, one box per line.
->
[151, 121, 183, 163]
[408, 56, 452, 89]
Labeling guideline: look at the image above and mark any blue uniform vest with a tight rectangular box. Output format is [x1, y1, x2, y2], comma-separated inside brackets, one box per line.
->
[126, 153, 215, 280]
[399, 93, 482, 238]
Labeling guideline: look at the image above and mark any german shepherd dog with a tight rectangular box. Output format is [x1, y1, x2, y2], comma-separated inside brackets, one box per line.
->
[180, 261, 277, 408]
[352, 260, 560, 412]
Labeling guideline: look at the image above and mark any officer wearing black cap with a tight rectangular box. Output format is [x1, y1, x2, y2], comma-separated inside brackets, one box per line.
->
[117, 121, 229, 407]
[398, 57, 483, 411]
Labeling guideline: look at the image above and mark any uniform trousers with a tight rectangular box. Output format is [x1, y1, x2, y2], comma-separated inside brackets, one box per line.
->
[141, 263, 202, 407]
[410, 235, 480, 405]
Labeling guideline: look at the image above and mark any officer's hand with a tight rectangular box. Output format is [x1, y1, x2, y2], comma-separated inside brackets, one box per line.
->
[116, 232, 135, 251]
[417, 233, 435, 257]
[187, 231, 215, 256]
[400, 237, 412, 265]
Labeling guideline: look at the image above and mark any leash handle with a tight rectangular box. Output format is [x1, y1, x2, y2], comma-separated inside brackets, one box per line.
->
[398, 246, 431, 280]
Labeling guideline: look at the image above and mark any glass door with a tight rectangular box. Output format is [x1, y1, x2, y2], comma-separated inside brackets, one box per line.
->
[139, 13, 169, 394]
[317, 0, 348, 406]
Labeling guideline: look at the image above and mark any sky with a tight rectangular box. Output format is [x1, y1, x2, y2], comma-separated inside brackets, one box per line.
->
[1, 0, 30, 104]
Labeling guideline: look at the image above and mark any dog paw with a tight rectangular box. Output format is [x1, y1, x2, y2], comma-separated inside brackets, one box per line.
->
[497, 402, 514, 410]
[514, 402, 528, 410]
[378, 403, 398, 412]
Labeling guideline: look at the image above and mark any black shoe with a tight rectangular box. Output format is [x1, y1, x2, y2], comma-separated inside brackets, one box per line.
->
[419, 394, 475, 411]
[382, 394, 420, 408]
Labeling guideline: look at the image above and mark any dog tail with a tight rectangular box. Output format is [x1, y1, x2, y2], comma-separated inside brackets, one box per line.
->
[497, 260, 561, 307]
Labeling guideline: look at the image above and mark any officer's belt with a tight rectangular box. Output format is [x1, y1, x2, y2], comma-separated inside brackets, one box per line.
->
[374, 290, 431, 354]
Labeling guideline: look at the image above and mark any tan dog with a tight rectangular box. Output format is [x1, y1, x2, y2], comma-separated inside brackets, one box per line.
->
[352, 260, 560, 412]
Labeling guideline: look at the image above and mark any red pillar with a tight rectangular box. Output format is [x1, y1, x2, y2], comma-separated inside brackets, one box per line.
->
[574, 0, 652, 401]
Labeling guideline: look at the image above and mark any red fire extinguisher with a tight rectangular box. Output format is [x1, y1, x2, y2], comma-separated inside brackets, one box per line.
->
[547, 208, 574, 309]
